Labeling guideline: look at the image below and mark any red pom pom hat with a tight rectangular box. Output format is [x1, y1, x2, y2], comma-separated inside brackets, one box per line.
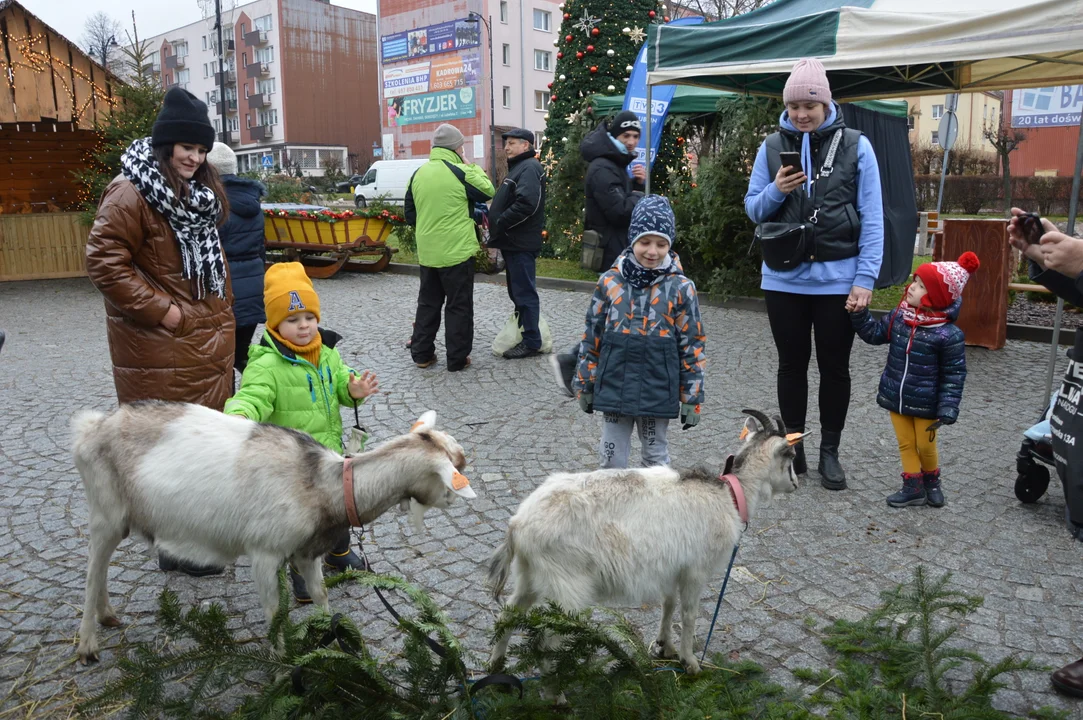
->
[913, 251, 980, 310]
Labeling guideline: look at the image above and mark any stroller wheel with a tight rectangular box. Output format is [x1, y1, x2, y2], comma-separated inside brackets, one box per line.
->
[1015, 464, 1051, 504]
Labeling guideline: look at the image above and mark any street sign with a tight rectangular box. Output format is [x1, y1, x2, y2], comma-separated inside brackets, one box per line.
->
[373, 147, 383, 157]
[261, 155, 273, 169]
[938, 110, 960, 152]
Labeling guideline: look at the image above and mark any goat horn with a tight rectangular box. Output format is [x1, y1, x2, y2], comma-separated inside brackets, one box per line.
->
[740, 409, 774, 433]
[773, 415, 786, 436]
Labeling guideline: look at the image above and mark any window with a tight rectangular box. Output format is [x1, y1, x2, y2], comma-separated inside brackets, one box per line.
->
[983, 104, 988, 120]
[258, 108, 278, 126]
[205, 90, 219, 105]
[254, 14, 273, 32]
[147, 50, 159, 69]
[906, 115, 914, 130]
[534, 90, 550, 111]
[173, 41, 188, 58]
[502, 43, 511, 66]
[500, 1, 508, 23]
[931, 104, 944, 120]
[203, 62, 209, 77]
[534, 50, 551, 71]
[202, 36, 208, 51]
[534, 131, 544, 147]
[246, 113, 251, 128]
[502, 86, 511, 108]
[931, 130, 940, 146]
[177, 69, 190, 85]
[258, 78, 276, 95]
[533, 9, 551, 31]
[228, 115, 239, 132]
[255, 46, 274, 63]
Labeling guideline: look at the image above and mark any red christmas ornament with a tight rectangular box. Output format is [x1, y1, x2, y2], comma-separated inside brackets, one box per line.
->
[590, 65, 598, 73]
[563, 12, 571, 19]
[664, 15, 670, 21]
[557, 51, 564, 59]
[541, 230, 548, 239]
[576, 51, 584, 59]
[586, 106, 593, 114]
[677, 136, 684, 144]
[547, 82, 553, 89]
[586, 44, 595, 52]
[551, 94, 558, 102]
[565, 34, 573, 42]
[591, 27, 600, 37]
[649, 10, 656, 18]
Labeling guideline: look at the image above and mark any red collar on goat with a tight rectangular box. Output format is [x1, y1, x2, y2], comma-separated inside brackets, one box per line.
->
[343, 460, 362, 527]
[718, 455, 748, 527]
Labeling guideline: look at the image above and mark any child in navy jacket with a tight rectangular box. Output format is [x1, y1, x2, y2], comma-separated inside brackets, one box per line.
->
[850, 252, 979, 508]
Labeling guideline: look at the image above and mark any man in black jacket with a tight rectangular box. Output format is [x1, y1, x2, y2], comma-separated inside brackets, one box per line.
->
[583, 110, 646, 271]
[489, 128, 547, 359]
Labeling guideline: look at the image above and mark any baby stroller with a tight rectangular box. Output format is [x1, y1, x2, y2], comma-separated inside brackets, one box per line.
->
[1015, 393, 1057, 504]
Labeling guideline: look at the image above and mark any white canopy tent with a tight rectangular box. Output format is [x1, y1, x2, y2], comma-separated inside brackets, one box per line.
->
[642, 0, 1083, 402]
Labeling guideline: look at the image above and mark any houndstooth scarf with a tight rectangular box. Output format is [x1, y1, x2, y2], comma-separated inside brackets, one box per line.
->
[121, 137, 226, 299]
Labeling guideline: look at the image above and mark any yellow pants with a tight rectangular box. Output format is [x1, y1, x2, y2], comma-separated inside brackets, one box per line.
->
[889, 412, 940, 475]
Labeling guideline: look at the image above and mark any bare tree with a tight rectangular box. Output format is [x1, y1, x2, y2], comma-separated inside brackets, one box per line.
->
[667, 0, 771, 21]
[82, 11, 122, 73]
[982, 118, 1027, 211]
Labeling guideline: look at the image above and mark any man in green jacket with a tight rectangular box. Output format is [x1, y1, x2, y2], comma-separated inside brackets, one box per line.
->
[405, 123, 495, 372]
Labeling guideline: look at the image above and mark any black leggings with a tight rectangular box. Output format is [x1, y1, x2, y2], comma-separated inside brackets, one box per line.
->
[763, 290, 855, 433]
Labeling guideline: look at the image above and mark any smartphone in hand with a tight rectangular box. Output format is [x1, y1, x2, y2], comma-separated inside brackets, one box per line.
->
[1018, 211, 1044, 246]
[779, 151, 802, 175]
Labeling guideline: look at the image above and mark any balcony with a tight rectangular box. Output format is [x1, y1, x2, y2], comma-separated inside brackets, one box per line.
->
[246, 93, 271, 110]
[249, 124, 272, 141]
[244, 30, 268, 47]
[164, 54, 186, 70]
[215, 98, 238, 114]
[215, 70, 237, 85]
[219, 131, 234, 145]
[212, 38, 235, 54]
[246, 61, 269, 78]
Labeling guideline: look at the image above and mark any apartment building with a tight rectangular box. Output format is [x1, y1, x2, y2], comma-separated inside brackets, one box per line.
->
[143, 0, 380, 175]
[376, 0, 561, 170]
[905, 91, 1002, 156]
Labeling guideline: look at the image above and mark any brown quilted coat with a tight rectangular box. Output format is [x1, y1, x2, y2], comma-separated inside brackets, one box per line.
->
[85, 175, 236, 410]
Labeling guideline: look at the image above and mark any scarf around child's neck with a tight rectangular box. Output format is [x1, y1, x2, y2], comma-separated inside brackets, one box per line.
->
[620, 251, 674, 289]
[269, 327, 323, 366]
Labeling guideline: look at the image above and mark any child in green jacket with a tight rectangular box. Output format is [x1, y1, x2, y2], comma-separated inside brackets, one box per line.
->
[226, 262, 379, 602]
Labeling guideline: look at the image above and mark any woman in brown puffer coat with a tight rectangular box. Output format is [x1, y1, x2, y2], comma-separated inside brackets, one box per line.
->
[86, 87, 235, 412]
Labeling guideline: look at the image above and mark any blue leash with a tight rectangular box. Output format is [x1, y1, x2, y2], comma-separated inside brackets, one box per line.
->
[699, 544, 739, 665]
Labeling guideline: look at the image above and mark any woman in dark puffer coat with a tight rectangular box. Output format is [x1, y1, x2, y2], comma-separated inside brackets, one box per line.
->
[850, 252, 979, 509]
[207, 142, 267, 373]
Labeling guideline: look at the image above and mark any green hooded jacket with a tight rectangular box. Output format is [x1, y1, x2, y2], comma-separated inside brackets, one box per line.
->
[224, 329, 359, 453]
[404, 146, 495, 268]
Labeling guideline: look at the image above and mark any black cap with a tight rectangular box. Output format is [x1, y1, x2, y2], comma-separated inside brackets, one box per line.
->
[151, 87, 216, 150]
[609, 111, 641, 137]
[501, 127, 535, 143]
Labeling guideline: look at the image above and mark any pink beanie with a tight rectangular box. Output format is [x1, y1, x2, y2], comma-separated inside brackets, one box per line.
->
[783, 58, 832, 105]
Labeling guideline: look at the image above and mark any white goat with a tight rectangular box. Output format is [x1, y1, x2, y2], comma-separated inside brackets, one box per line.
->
[72, 402, 475, 664]
[489, 409, 805, 675]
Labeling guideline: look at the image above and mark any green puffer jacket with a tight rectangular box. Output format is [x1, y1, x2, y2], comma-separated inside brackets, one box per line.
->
[404, 146, 495, 268]
[225, 328, 359, 453]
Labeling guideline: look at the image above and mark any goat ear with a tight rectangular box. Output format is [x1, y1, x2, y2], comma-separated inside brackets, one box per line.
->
[785, 431, 812, 446]
[740, 416, 759, 441]
[411, 410, 437, 433]
[441, 464, 477, 499]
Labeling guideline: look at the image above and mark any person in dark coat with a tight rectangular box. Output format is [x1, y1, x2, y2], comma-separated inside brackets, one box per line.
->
[582, 110, 646, 272]
[1007, 209, 1083, 697]
[488, 127, 546, 359]
[850, 252, 979, 509]
[207, 142, 267, 374]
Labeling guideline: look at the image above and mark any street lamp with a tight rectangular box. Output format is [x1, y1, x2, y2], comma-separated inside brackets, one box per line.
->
[466, 11, 496, 180]
[99, 35, 117, 71]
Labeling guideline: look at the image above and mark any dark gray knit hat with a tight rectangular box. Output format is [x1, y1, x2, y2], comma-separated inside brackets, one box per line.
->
[151, 87, 215, 149]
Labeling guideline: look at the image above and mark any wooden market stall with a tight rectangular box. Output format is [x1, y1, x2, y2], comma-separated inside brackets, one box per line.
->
[0, 0, 120, 281]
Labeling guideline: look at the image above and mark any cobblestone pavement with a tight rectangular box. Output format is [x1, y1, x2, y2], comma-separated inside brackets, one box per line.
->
[2, 272, 1082, 717]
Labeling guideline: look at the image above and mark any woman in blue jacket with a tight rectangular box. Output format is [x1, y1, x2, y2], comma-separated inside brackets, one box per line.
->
[208, 143, 267, 374]
[744, 58, 884, 490]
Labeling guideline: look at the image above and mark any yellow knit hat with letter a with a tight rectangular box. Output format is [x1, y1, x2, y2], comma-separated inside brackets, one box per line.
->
[264, 262, 321, 330]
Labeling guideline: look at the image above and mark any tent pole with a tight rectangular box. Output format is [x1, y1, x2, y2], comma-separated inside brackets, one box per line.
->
[1042, 116, 1083, 403]
[645, 83, 653, 194]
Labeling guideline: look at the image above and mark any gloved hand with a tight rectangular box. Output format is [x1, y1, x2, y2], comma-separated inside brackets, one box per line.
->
[681, 403, 700, 430]
[579, 392, 593, 414]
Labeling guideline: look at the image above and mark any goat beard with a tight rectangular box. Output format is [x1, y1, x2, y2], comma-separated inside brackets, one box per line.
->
[400, 498, 428, 534]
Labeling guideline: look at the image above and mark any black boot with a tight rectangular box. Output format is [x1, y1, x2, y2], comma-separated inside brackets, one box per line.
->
[923, 469, 945, 508]
[323, 533, 370, 573]
[787, 425, 807, 476]
[887, 472, 927, 508]
[818, 430, 847, 490]
[289, 564, 311, 604]
[158, 551, 224, 577]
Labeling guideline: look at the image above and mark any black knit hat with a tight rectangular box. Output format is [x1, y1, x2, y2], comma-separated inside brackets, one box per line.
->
[151, 87, 216, 149]
[609, 110, 641, 138]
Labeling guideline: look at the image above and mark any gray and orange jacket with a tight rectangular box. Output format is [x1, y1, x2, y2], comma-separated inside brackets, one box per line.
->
[572, 251, 706, 419]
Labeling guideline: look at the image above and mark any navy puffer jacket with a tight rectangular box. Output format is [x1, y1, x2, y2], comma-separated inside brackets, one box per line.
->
[851, 301, 966, 422]
[220, 175, 267, 327]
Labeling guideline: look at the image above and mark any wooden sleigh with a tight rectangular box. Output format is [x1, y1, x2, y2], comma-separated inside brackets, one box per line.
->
[262, 204, 400, 278]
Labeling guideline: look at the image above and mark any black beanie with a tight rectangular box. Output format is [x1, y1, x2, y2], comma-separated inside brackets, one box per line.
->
[151, 87, 216, 149]
[609, 110, 641, 137]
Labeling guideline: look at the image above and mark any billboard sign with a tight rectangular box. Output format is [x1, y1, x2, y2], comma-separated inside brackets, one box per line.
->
[1011, 85, 1083, 128]
[388, 87, 476, 127]
[430, 52, 480, 92]
[381, 18, 480, 65]
[383, 63, 431, 99]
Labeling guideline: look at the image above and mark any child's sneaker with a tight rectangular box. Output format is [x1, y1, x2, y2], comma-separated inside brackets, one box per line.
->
[923, 469, 945, 507]
[289, 564, 311, 604]
[887, 472, 926, 507]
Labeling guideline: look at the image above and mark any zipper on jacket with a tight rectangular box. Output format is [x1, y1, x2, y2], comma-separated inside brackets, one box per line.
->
[307, 374, 316, 403]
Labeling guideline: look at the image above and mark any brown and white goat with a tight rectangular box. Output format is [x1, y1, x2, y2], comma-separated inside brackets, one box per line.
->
[71, 402, 474, 664]
[488, 409, 805, 675]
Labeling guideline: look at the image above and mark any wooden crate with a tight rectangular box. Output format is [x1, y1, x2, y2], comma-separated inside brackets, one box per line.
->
[933, 219, 1012, 350]
[0, 212, 88, 281]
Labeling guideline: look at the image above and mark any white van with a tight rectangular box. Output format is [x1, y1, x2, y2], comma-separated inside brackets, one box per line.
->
[353, 159, 428, 208]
